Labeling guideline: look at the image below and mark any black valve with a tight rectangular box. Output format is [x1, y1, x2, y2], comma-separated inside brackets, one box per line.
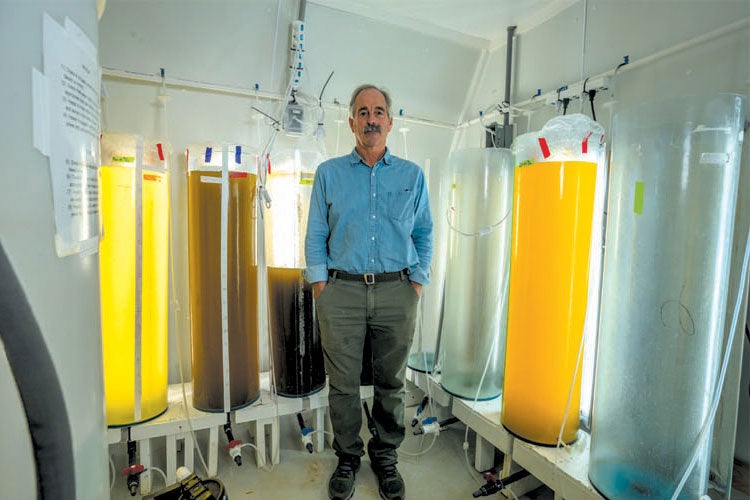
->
[411, 396, 429, 427]
[223, 420, 242, 466]
[121, 438, 144, 496]
[472, 469, 531, 497]
[296, 413, 314, 453]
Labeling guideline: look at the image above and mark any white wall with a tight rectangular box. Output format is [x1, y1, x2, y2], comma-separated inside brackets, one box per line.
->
[0, 0, 109, 498]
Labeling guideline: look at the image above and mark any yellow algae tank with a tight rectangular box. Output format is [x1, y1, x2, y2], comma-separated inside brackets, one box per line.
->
[502, 115, 605, 445]
[99, 133, 170, 427]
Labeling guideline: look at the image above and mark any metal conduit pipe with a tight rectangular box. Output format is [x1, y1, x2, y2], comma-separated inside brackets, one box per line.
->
[503, 25, 516, 128]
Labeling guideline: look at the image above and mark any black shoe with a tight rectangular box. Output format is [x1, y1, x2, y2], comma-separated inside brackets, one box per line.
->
[371, 463, 405, 500]
[328, 454, 361, 500]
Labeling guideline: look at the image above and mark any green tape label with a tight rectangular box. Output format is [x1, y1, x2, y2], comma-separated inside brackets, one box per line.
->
[112, 155, 135, 163]
[634, 181, 645, 214]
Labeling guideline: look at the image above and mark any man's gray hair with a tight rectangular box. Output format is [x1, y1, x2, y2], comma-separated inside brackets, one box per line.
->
[349, 84, 392, 119]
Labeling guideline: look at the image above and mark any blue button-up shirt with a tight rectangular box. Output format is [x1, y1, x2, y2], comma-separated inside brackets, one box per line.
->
[304, 148, 433, 285]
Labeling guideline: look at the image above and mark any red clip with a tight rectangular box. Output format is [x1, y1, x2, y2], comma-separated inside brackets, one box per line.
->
[229, 172, 248, 178]
[121, 464, 145, 477]
[266, 153, 271, 174]
[225, 439, 242, 451]
[157, 143, 164, 161]
[482, 471, 497, 482]
[582, 131, 593, 154]
[538, 137, 551, 158]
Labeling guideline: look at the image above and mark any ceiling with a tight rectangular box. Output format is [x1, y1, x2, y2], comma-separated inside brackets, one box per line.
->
[308, 0, 580, 49]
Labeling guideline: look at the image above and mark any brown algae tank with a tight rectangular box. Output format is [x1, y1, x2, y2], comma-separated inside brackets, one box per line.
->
[265, 137, 326, 397]
[187, 144, 260, 411]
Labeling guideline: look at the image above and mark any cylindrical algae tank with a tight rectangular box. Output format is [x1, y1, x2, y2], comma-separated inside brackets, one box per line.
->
[502, 114, 605, 445]
[439, 148, 514, 400]
[589, 94, 746, 499]
[265, 135, 326, 397]
[408, 158, 448, 374]
[187, 144, 260, 411]
[99, 133, 169, 426]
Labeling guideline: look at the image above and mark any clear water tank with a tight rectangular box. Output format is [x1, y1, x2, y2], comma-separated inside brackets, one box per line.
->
[439, 148, 514, 400]
[589, 94, 746, 499]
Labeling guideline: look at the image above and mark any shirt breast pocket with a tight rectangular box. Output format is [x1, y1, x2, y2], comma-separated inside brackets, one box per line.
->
[387, 191, 414, 221]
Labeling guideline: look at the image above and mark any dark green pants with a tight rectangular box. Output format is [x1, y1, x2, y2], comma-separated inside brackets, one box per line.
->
[316, 273, 419, 465]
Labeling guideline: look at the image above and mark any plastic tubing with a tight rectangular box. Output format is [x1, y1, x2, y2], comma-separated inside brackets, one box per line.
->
[555, 311, 589, 449]
[399, 305, 440, 458]
[148, 466, 168, 489]
[670, 226, 750, 500]
[461, 266, 510, 484]
[169, 168, 210, 477]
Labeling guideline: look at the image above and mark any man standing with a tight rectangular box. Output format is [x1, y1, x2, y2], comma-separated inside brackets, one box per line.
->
[304, 84, 433, 500]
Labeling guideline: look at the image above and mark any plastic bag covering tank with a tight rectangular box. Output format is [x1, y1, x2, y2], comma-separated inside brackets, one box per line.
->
[187, 144, 260, 411]
[589, 94, 746, 500]
[439, 148, 514, 400]
[502, 114, 605, 445]
[99, 133, 169, 426]
[265, 135, 326, 397]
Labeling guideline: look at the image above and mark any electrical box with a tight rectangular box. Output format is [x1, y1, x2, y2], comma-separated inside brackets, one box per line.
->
[485, 122, 514, 148]
[284, 103, 305, 136]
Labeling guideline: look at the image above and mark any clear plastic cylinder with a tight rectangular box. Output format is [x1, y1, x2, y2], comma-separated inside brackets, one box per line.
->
[439, 148, 514, 400]
[187, 144, 260, 411]
[408, 158, 449, 374]
[502, 115, 605, 445]
[99, 133, 169, 427]
[265, 136, 326, 397]
[589, 94, 746, 499]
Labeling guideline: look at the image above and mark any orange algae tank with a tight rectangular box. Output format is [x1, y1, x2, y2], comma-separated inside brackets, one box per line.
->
[502, 115, 605, 445]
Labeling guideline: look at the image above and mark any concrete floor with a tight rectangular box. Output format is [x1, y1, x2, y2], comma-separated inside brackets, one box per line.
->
[107, 402, 749, 500]
[109, 405, 554, 500]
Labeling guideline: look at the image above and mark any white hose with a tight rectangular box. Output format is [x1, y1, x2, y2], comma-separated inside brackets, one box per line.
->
[555, 316, 588, 449]
[462, 265, 510, 485]
[400, 293, 439, 458]
[148, 466, 168, 489]
[109, 455, 115, 492]
[169, 169, 210, 478]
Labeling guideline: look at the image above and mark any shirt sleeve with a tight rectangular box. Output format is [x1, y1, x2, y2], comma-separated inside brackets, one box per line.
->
[303, 167, 330, 283]
[408, 170, 433, 285]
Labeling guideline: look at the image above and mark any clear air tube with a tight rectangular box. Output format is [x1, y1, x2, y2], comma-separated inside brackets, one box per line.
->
[670, 225, 750, 499]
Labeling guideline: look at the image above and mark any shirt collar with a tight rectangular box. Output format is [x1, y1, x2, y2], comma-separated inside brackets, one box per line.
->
[349, 147, 392, 167]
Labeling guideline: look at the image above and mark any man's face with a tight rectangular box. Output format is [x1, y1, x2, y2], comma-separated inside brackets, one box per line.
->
[349, 88, 393, 150]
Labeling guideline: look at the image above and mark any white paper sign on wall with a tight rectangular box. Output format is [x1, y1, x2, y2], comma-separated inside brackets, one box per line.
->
[32, 13, 100, 258]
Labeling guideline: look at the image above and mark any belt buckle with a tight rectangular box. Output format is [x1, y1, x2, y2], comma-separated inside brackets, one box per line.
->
[364, 273, 375, 285]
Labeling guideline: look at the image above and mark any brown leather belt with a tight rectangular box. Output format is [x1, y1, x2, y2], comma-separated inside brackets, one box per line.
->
[329, 269, 408, 285]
